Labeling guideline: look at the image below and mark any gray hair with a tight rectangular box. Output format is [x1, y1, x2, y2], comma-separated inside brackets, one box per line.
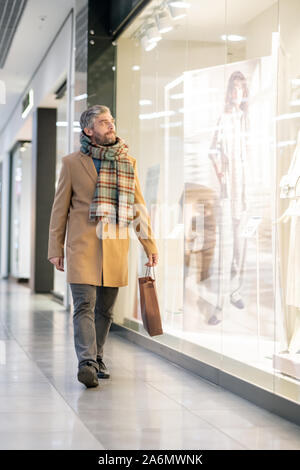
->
[79, 105, 111, 130]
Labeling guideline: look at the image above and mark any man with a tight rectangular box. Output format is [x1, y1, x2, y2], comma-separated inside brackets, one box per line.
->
[48, 105, 158, 388]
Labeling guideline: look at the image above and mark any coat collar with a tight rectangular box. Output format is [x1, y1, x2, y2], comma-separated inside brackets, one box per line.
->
[79, 151, 98, 184]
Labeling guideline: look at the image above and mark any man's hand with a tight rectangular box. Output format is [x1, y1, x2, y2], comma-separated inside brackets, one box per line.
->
[145, 253, 159, 267]
[49, 257, 64, 272]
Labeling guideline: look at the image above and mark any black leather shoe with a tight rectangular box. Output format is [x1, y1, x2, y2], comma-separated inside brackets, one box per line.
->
[97, 357, 110, 379]
[77, 362, 99, 388]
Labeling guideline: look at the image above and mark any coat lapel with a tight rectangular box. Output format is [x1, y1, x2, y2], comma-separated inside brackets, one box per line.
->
[79, 152, 98, 184]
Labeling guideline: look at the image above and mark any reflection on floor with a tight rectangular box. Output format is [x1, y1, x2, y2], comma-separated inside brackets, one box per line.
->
[0, 280, 299, 450]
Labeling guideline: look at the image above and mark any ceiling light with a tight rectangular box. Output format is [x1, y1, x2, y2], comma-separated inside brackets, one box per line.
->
[169, 1, 191, 7]
[132, 65, 140, 71]
[141, 35, 158, 52]
[74, 93, 88, 101]
[221, 34, 246, 42]
[145, 41, 157, 51]
[147, 22, 162, 43]
[160, 121, 183, 129]
[21, 89, 34, 119]
[155, 10, 173, 34]
[139, 99, 152, 106]
[170, 93, 184, 100]
[168, 5, 188, 20]
[139, 110, 176, 120]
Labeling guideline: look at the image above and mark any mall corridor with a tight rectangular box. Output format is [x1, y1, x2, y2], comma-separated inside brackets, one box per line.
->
[0, 279, 299, 450]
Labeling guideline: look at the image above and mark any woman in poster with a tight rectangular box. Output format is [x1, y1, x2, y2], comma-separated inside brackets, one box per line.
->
[208, 70, 249, 325]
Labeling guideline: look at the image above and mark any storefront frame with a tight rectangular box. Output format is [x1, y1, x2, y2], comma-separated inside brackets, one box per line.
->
[108, 0, 300, 426]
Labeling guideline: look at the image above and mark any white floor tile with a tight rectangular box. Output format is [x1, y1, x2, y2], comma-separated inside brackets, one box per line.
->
[92, 427, 246, 450]
[0, 279, 299, 450]
[0, 431, 105, 450]
[221, 425, 300, 450]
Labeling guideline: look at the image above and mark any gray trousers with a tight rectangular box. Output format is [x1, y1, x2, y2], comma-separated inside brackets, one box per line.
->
[69, 283, 119, 370]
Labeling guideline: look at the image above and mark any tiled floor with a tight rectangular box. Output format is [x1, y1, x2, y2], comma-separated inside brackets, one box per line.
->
[0, 279, 299, 450]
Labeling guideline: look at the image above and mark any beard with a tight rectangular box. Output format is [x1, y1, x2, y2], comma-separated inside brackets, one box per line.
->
[93, 130, 116, 146]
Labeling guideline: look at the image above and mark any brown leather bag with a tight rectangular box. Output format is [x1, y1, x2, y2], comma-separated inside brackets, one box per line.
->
[138, 266, 163, 337]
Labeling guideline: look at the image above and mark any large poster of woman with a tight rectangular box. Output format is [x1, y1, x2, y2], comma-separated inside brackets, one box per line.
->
[183, 56, 275, 343]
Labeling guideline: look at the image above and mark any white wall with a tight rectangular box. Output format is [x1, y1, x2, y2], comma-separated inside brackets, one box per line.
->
[245, 3, 278, 59]
[0, 12, 73, 279]
[0, 14, 72, 155]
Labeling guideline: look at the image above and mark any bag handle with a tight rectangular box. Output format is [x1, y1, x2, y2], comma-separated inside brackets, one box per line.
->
[145, 265, 156, 280]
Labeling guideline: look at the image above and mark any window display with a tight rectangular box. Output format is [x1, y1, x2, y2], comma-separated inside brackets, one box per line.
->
[115, 0, 300, 406]
[275, 130, 300, 379]
[280, 131, 300, 311]
[209, 70, 249, 321]
[10, 142, 32, 280]
[181, 55, 275, 366]
[273, 0, 300, 388]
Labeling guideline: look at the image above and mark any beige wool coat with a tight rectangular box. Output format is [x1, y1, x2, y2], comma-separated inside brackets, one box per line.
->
[47, 150, 158, 287]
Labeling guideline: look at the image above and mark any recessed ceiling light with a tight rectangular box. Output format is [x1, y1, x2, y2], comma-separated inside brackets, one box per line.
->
[155, 11, 173, 34]
[147, 22, 162, 43]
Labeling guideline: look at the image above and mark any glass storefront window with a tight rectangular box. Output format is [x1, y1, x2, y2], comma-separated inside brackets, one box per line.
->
[275, 0, 300, 401]
[73, 0, 88, 152]
[53, 89, 68, 298]
[115, 0, 300, 406]
[10, 142, 32, 279]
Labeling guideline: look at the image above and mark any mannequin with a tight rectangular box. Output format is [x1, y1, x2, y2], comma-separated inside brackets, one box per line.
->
[280, 130, 300, 201]
[209, 71, 249, 325]
[279, 129, 300, 354]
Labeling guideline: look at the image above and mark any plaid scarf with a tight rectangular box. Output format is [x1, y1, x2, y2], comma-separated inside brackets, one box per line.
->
[80, 131, 135, 226]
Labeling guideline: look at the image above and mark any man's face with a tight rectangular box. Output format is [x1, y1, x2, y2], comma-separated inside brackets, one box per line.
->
[84, 112, 116, 145]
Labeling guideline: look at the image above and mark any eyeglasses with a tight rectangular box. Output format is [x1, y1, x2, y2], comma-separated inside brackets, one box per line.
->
[98, 118, 115, 127]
